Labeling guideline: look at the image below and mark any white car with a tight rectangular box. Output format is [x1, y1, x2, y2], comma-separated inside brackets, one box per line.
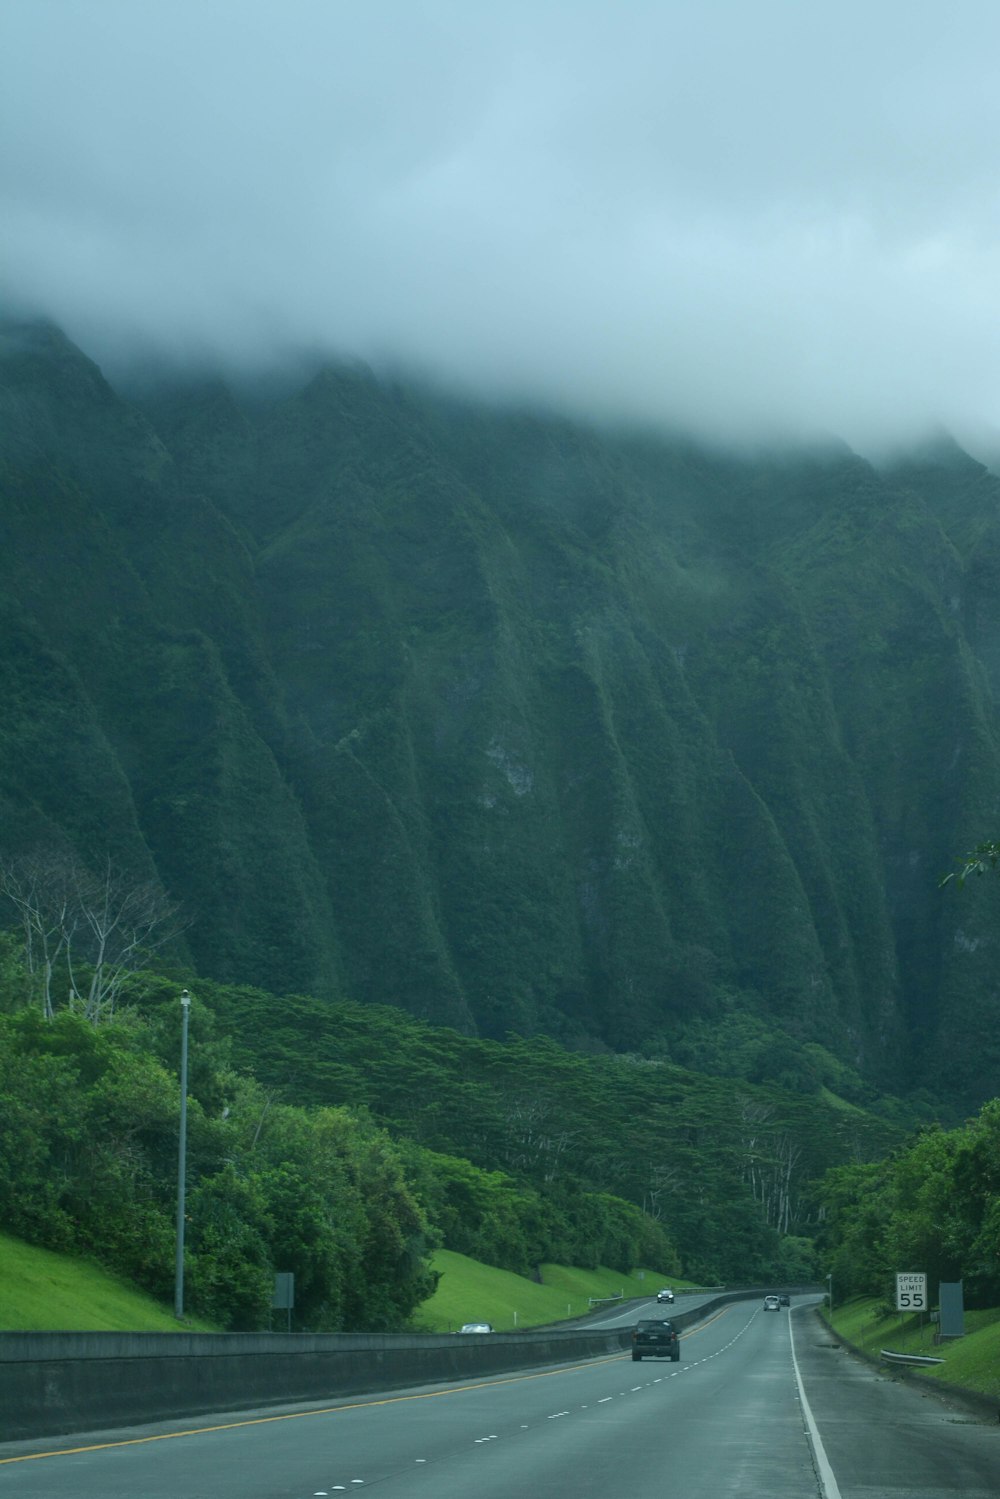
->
[763, 1295, 781, 1311]
[457, 1321, 494, 1334]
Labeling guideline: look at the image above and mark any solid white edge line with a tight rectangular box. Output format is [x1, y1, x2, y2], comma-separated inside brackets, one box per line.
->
[788, 1307, 843, 1499]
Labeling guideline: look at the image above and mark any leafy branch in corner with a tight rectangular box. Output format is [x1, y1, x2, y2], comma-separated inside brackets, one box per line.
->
[940, 840, 1000, 888]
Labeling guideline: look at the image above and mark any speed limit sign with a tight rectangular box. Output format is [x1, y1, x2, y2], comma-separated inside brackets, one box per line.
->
[895, 1272, 927, 1311]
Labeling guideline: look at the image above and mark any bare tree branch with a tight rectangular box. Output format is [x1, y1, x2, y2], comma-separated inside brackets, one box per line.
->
[0, 848, 186, 1021]
[0, 849, 80, 1018]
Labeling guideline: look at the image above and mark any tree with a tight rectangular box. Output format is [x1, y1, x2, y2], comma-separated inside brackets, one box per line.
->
[816, 1159, 892, 1300]
[67, 857, 185, 1021]
[0, 849, 183, 1020]
[0, 849, 79, 1018]
[881, 1127, 967, 1292]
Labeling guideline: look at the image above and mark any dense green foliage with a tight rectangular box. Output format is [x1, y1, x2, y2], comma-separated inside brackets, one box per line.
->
[0, 961, 691, 1322]
[164, 972, 901, 1282]
[819, 1098, 1000, 1309]
[0, 997, 438, 1330]
[4, 322, 1000, 1103]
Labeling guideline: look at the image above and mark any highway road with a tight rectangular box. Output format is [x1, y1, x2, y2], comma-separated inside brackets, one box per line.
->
[1, 1297, 996, 1497]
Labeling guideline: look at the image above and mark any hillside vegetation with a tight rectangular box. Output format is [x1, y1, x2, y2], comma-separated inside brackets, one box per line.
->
[4, 954, 995, 1338]
[3, 321, 1000, 1102]
[0, 976, 690, 1331]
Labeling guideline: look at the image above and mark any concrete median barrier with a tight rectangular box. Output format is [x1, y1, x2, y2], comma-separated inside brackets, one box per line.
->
[0, 1326, 629, 1441]
[0, 1286, 815, 1442]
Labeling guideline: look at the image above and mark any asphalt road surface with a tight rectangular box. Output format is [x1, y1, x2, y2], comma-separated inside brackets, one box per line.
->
[1, 1299, 996, 1498]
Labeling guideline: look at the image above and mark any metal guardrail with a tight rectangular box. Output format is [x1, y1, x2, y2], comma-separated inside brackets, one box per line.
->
[880, 1348, 944, 1367]
[587, 1292, 624, 1305]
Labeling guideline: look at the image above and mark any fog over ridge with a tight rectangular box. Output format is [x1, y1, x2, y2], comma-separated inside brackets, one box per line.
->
[3, 0, 1000, 450]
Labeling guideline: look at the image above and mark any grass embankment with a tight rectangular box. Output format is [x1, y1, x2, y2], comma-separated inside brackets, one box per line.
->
[0, 1230, 685, 1334]
[413, 1251, 692, 1332]
[824, 1296, 1000, 1404]
[0, 1232, 218, 1332]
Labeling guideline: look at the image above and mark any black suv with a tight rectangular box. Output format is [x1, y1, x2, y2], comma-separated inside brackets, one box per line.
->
[631, 1318, 681, 1361]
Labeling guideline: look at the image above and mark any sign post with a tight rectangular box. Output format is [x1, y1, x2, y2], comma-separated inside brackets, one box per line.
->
[938, 1281, 964, 1339]
[272, 1272, 295, 1333]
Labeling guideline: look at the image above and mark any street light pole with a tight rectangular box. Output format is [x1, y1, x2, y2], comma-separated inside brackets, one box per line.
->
[826, 1272, 833, 1313]
[174, 989, 191, 1320]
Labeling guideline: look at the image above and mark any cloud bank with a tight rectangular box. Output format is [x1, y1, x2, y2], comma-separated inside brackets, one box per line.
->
[3, 0, 1000, 448]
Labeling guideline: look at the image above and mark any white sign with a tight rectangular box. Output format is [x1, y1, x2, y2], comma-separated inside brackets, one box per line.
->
[895, 1272, 927, 1311]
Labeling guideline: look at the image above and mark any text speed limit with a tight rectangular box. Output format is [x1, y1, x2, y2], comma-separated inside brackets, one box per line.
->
[895, 1272, 927, 1311]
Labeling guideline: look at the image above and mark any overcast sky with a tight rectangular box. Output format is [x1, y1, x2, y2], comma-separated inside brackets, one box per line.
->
[3, 0, 1000, 448]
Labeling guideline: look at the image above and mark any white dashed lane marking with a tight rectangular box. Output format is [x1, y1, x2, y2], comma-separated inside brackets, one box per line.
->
[310, 1308, 764, 1496]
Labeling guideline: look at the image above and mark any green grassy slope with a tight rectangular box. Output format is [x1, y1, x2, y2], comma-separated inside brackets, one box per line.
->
[826, 1295, 1000, 1403]
[402, 1250, 693, 1332]
[0, 1230, 685, 1336]
[0, 1231, 218, 1332]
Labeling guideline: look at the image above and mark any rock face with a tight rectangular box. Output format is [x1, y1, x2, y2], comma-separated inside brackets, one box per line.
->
[2, 320, 1000, 1101]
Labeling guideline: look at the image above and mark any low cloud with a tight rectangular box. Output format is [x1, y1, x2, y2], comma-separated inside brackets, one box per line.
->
[3, 0, 1000, 449]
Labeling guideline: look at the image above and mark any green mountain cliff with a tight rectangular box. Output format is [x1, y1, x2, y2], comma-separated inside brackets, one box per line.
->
[2, 321, 999, 1103]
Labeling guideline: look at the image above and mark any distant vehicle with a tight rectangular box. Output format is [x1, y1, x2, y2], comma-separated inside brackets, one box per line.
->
[763, 1295, 781, 1311]
[631, 1318, 681, 1361]
[779, 1294, 790, 1306]
[656, 1287, 675, 1303]
[456, 1322, 494, 1334]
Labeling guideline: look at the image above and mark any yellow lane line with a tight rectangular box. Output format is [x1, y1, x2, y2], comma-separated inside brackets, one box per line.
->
[0, 1357, 622, 1464]
[0, 1303, 737, 1466]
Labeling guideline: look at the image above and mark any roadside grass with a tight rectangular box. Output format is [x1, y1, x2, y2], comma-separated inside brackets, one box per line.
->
[0, 1231, 218, 1332]
[0, 1228, 690, 1336]
[411, 1251, 689, 1332]
[824, 1295, 1000, 1402]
